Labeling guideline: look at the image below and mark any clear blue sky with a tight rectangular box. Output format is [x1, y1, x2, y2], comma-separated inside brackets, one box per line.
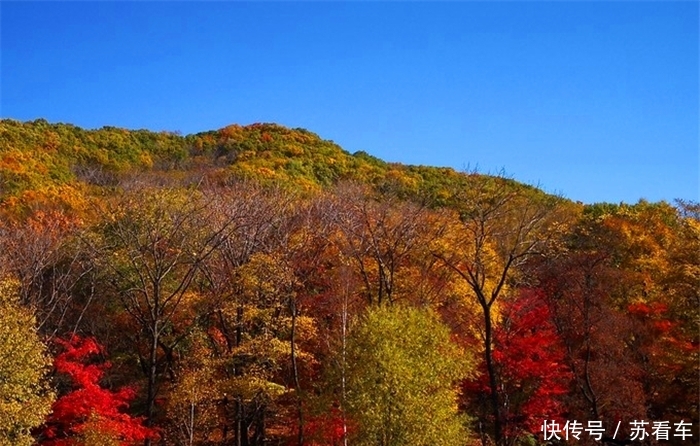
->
[2, 1, 697, 204]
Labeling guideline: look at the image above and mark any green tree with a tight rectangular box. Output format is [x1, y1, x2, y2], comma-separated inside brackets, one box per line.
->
[0, 278, 54, 446]
[344, 305, 472, 446]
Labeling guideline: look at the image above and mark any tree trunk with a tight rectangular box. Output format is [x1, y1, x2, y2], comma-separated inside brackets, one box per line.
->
[483, 303, 503, 446]
[145, 320, 159, 446]
[235, 303, 244, 446]
[290, 298, 304, 445]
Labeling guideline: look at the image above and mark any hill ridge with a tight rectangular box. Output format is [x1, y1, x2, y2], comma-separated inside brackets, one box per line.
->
[0, 118, 555, 214]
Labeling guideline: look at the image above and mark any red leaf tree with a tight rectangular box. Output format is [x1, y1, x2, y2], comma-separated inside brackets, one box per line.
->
[464, 288, 571, 445]
[38, 335, 156, 446]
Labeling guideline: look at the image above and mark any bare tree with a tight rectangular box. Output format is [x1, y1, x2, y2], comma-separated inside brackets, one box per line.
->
[331, 183, 429, 306]
[0, 210, 95, 338]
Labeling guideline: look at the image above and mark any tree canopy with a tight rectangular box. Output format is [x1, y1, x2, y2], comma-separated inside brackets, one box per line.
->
[0, 279, 54, 446]
[344, 305, 472, 446]
[0, 118, 696, 446]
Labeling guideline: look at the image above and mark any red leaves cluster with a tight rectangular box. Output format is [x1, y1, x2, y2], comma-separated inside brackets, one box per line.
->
[464, 289, 571, 439]
[495, 289, 572, 434]
[301, 406, 349, 446]
[38, 335, 156, 446]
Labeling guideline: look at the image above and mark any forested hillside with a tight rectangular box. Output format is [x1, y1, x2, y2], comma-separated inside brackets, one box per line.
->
[0, 119, 535, 214]
[0, 119, 697, 446]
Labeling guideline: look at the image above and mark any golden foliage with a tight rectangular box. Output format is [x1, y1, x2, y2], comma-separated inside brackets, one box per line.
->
[0, 279, 54, 446]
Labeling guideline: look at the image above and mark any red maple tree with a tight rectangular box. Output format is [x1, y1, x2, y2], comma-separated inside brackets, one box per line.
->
[38, 335, 157, 446]
[464, 288, 572, 444]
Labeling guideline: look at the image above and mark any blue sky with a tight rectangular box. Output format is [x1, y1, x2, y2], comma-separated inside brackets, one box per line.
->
[2, 1, 697, 204]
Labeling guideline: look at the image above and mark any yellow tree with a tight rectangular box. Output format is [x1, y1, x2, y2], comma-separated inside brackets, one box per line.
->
[168, 252, 313, 446]
[0, 278, 54, 446]
[168, 184, 318, 446]
[344, 304, 472, 446]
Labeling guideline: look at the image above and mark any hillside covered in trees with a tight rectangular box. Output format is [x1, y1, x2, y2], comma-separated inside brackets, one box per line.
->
[0, 118, 698, 446]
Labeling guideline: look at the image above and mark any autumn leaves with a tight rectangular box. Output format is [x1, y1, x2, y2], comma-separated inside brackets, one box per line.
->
[0, 143, 697, 445]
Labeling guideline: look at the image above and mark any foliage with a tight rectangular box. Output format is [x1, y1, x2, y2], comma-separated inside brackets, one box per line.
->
[1, 117, 698, 445]
[302, 406, 348, 446]
[0, 279, 54, 446]
[38, 335, 156, 446]
[584, 200, 700, 433]
[464, 288, 571, 444]
[0, 119, 551, 213]
[344, 305, 472, 446]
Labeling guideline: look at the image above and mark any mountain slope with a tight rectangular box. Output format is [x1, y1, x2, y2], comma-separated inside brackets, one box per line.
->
[0, 119, 554, 214]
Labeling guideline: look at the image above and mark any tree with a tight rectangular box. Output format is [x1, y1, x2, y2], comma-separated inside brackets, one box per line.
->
[0, 210, 93, 338]
[192, 185, 301, 446]
[542, 201, 700, 441]
[302, 406, 347, 446]
[463, 288, 571, 445]
[165, 252, 305, 446]
[38, 335, 155, 446]
[538, 249, 648, 441]
[0, 278, 54, 446]
[94, 188, 233, 438]
[432, 175, 564, 446]
[343, 305, 471, 446]
[331, 184, 435, 307]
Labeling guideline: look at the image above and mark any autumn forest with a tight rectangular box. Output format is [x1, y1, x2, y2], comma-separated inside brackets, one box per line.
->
[0, 119, 697, 446]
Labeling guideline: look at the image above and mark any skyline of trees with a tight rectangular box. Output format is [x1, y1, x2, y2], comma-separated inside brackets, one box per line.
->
[0, 119, 697, 445]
